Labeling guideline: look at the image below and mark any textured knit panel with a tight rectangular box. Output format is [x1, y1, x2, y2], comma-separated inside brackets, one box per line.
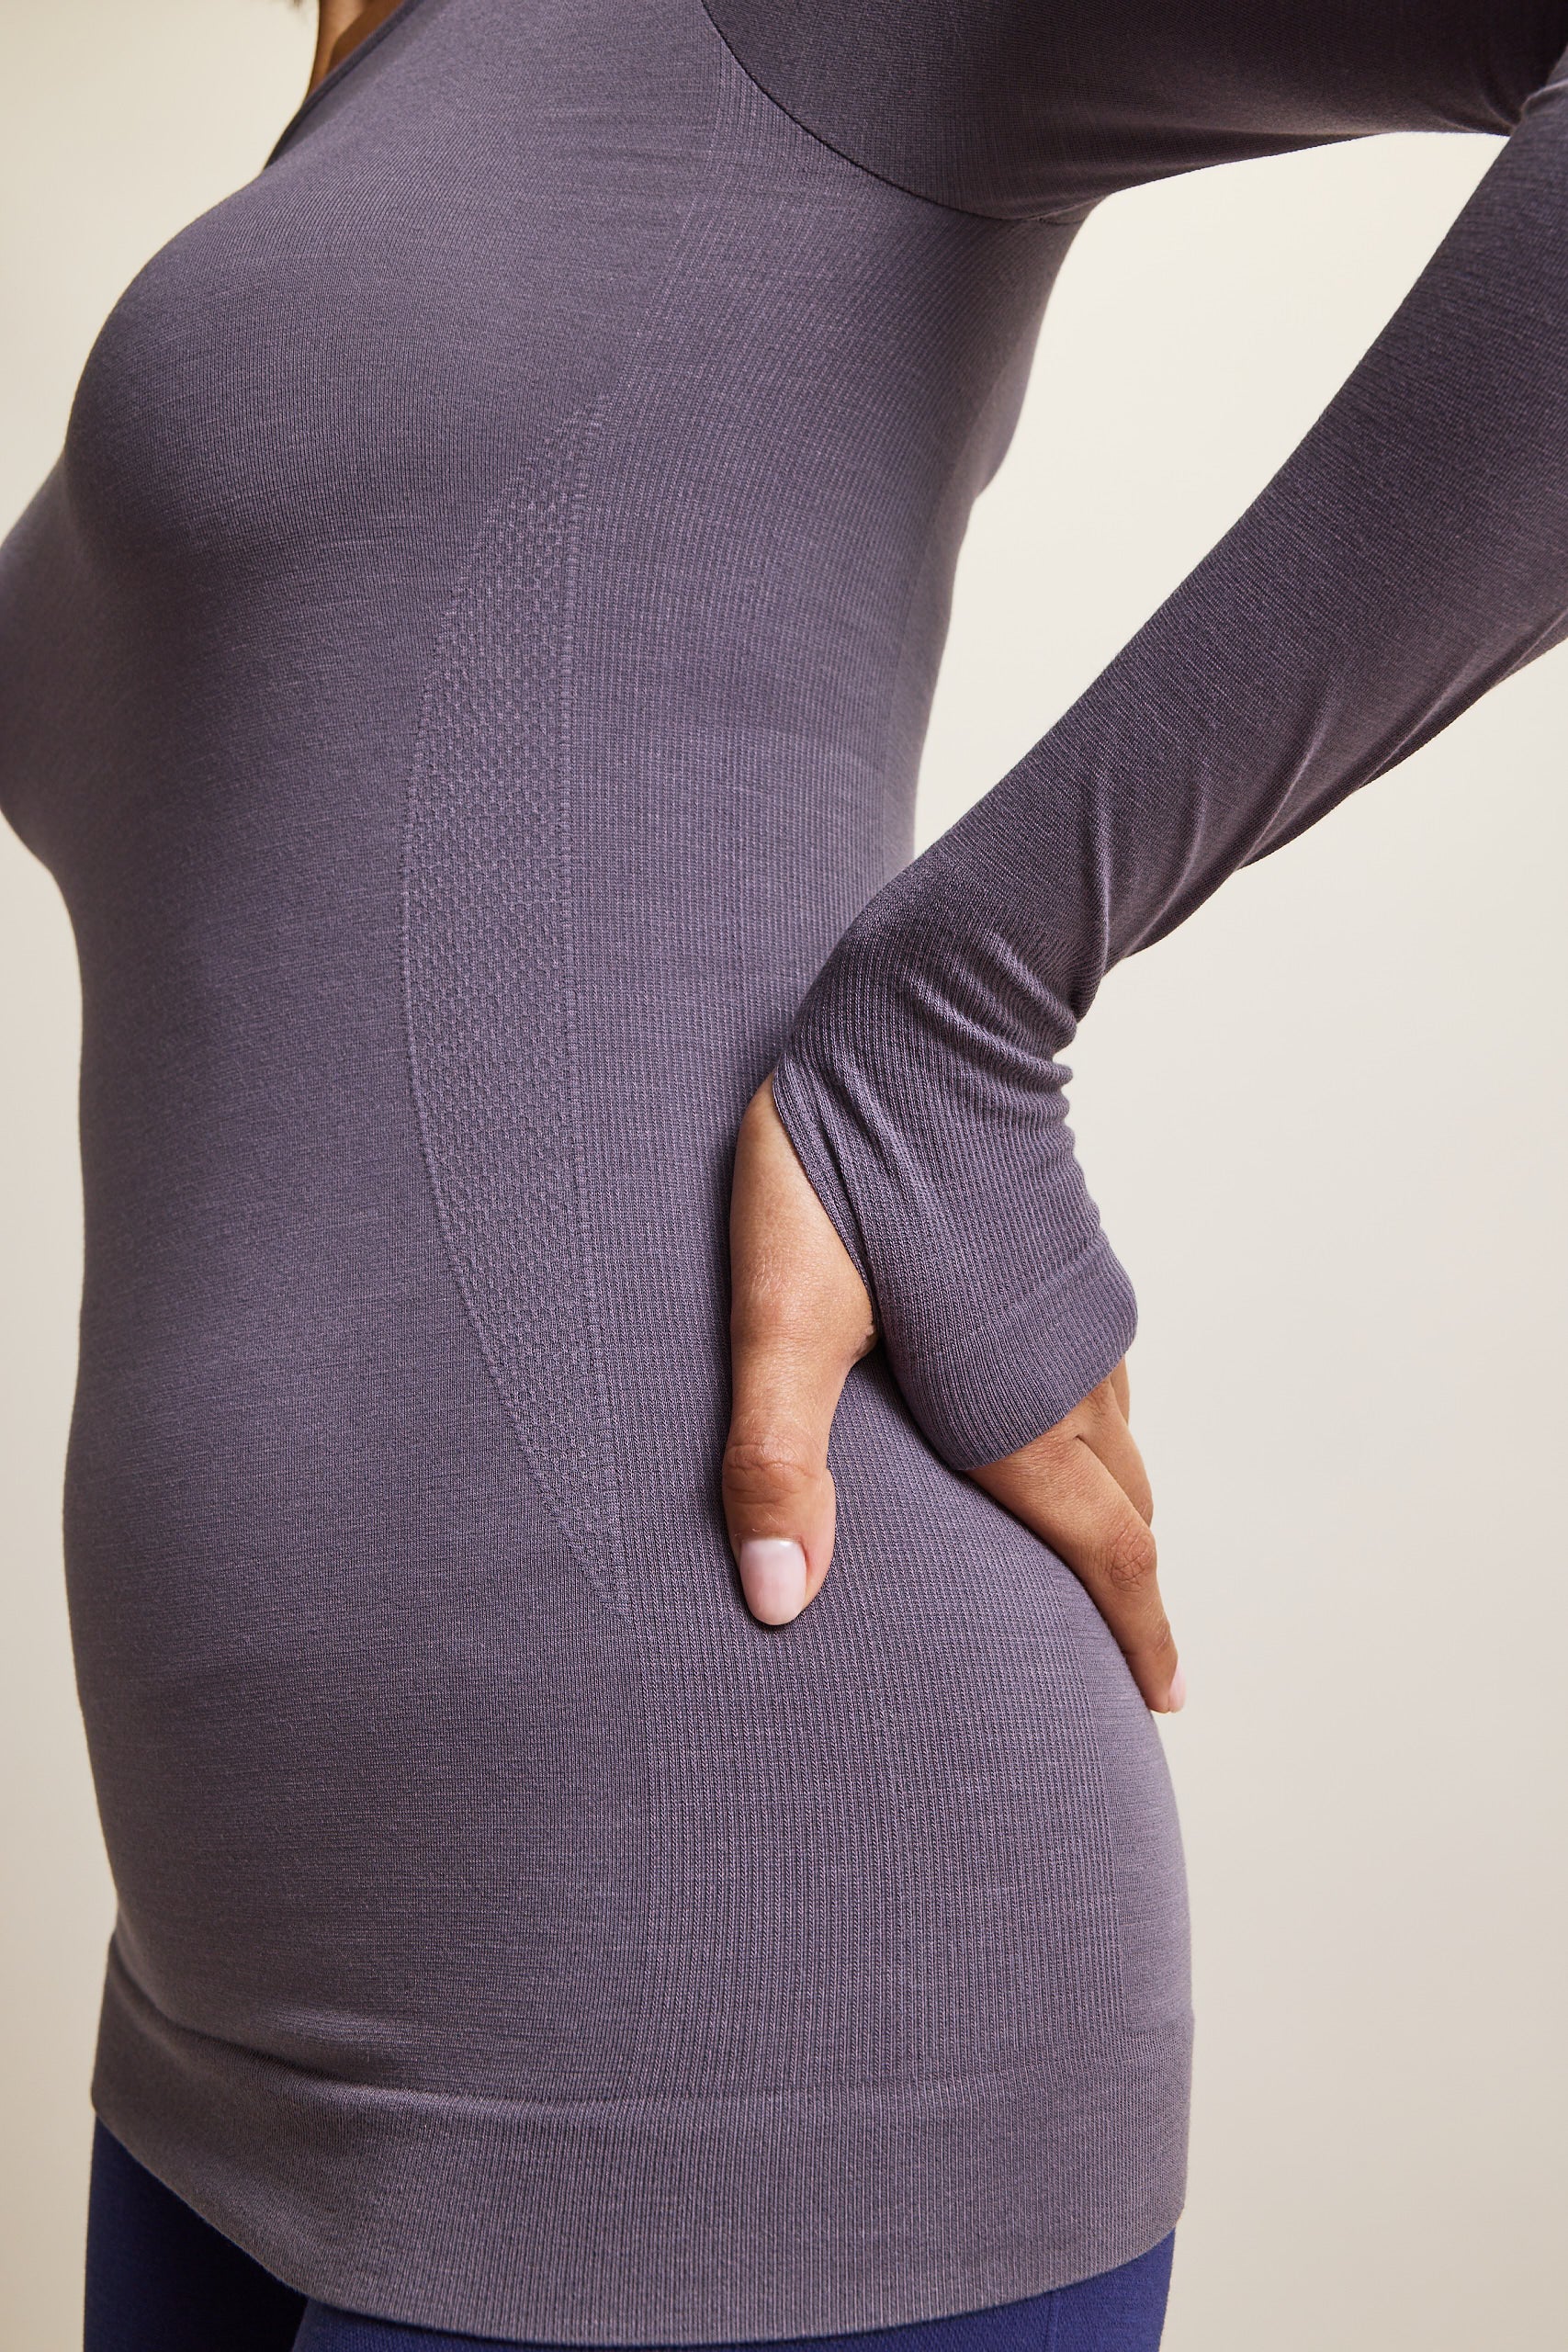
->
[404, 420, 626, 1610]
[0, 1, 1188, 2332]
[0, 0, 1557, 2339]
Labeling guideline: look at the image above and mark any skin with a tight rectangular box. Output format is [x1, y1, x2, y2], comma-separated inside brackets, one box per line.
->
[297, 7, 1183, 1716]
[307, 0, 407, 94]
[724, 1082, 1185, 1714]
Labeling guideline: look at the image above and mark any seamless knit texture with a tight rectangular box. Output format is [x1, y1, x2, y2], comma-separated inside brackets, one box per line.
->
[1, 0, 1565, 2340]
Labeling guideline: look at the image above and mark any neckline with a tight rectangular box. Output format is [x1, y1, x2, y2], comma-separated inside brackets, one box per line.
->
[264, 0, 436, 169]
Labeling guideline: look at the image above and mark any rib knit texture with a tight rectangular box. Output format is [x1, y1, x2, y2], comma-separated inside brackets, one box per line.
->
[1, 0, 1565, 2338]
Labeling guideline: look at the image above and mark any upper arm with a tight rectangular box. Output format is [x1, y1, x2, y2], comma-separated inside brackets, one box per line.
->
[700, 0, 1568, 220]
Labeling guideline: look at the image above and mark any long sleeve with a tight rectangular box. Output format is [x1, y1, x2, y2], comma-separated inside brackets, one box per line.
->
[771, 51, 1568, 1472]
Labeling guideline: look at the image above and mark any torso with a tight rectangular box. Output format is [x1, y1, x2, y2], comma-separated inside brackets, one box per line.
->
[0, 0, 1558, 2335]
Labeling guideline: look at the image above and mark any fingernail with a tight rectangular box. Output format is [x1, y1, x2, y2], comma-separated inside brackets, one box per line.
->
[739, 1538, 807, 1625]
[1166, 1662, 1187, 1713]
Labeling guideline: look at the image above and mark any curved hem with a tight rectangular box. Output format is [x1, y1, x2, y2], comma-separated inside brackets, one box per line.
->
[92, 1951, 1191, 2344]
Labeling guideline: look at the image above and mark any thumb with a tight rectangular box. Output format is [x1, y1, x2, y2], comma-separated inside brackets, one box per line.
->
[724, 1078, 876, 1624]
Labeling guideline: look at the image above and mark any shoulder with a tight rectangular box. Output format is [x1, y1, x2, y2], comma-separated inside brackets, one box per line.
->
[699, 0, 1568, 221]
[699, 0, 1078, 219]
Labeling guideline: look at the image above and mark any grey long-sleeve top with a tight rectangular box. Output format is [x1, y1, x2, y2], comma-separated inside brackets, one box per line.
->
[1, 0, 1565, 2340]
[761, 0, 1568, 1466]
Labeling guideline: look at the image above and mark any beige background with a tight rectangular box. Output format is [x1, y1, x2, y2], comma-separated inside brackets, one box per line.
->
[3, 4, 1564, 2345]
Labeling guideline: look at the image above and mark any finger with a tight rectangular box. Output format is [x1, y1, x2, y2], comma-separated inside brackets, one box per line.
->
[724, 1080, 875, 1625]
[972, 1436, 1183, 1712]
[723, 1353, 842, 1625]
[1073, 1379, 1154, 1526]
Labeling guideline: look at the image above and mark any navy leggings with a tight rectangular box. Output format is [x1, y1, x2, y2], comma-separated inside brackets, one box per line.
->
[84, 2124, 1172, 2350]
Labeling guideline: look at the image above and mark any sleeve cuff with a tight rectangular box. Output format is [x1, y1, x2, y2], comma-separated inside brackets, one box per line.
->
[770, 1046, 1137, 1473]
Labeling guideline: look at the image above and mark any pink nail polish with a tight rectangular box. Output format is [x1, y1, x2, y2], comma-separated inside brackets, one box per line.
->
[739, 1538, 807, 1624]
[1167, 1662, 1187, 1713]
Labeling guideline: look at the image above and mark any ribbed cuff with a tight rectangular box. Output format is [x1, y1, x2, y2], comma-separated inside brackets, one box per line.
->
[771, 1040, 1137, 1473]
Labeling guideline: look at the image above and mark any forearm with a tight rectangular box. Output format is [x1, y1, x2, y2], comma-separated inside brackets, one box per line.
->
[774, 55, 1568, 1469]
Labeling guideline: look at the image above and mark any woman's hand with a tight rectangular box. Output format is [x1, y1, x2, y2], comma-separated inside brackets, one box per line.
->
[723, 1078, 1185, 1713]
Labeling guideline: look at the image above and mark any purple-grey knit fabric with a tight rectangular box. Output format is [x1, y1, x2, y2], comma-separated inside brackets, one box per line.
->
[1, 0, 1564, 2338]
